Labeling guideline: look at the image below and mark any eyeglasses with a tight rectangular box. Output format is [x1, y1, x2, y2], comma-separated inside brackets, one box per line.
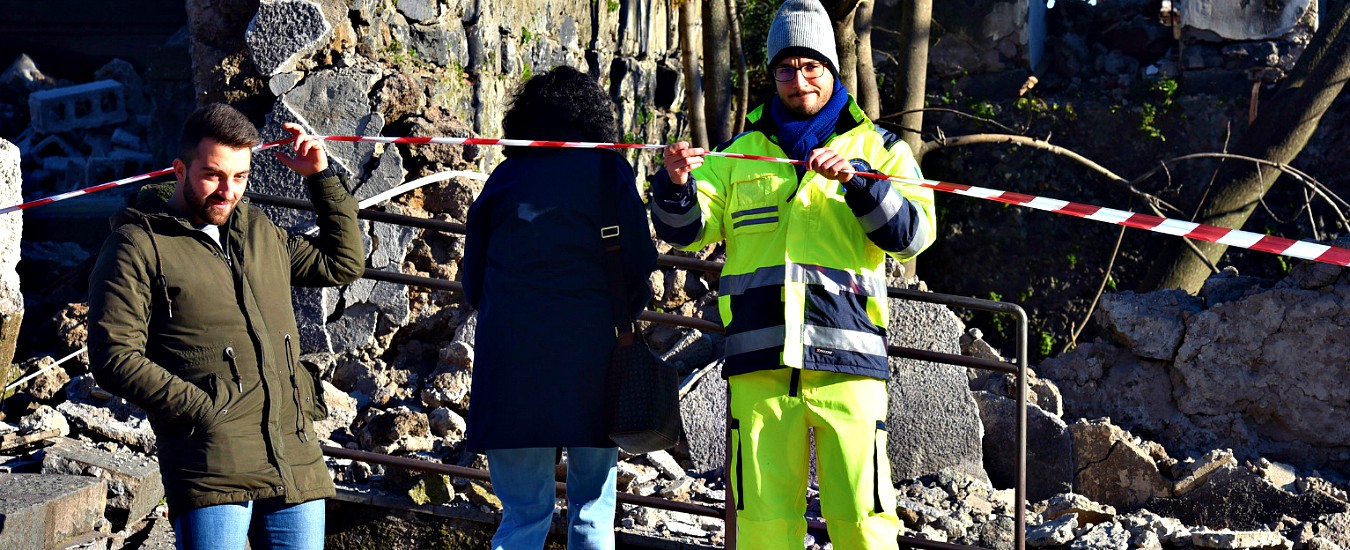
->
[772, 63, 826, 82]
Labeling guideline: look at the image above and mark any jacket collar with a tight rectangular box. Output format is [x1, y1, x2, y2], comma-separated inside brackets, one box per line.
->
[110, 181, 248, 235]
[743, 93, 869, 147]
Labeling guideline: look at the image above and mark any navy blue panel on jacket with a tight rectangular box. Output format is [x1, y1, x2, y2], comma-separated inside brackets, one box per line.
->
[462, 149, 657, 451]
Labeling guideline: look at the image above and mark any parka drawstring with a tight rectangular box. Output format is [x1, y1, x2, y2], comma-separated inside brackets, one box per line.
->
[139, 218, 174, 319]
[223, 347, 243, 392]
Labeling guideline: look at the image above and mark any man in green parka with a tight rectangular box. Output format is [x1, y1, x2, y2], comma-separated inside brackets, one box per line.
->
[87, 103, 364, 549]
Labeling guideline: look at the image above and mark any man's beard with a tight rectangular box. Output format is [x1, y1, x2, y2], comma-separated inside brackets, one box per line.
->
[185, 185, 238, 225]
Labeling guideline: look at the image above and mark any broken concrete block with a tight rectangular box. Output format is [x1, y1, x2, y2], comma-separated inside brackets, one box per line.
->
[84, 153, 153, 188]
[41, 437, 163, 531]
[55, 398, 157, 455]
[269, 71, 303, 96]
[1027, 513, 1078, 547]
[27, 80, 128, 134]
[1095, 289, 1203, 361]
[0, 473, 107, 550]
[973, 390, 1073, 502]
[18, 405, 68, 437]
[1035, 492, 1116, 526]
[1069, 418, 1172, 510]
[1148, 466, 1349, 530]
[1, 54, 55, 92]
[110, 128, 142, 151]
[426, 406, 465, 441]
[1070, 521, 1131, 550]
[313, 380, 357, 441]
[354, 406, 435, 455]
[1191, 529, 1292, 550]
[245, 0, 334, 76]
[1173, 449, 1238, 495]
[644, 449, 687, 481]
[1, 139, 21, 373]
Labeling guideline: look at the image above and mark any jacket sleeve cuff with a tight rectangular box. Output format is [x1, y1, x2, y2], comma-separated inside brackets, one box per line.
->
[651, 169, 697, 210]
[305, 168, 354, 206]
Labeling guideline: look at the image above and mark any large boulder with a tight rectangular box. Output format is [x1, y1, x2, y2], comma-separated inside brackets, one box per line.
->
[679, 360, 728, 474]
[1170, 276, 1350, 470]
[1146, 466, 1348, 530]
[1068, 418, 1171, 510]
[1039, 261, 1350, 475]
[886, 297, 988, 483]
[246, 0, 334, 76]
[973, 391, 1073, 501]
[1094, 290, 1202, 361]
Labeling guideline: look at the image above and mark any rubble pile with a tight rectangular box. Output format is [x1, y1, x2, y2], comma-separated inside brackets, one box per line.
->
[0, 55, 160, 205]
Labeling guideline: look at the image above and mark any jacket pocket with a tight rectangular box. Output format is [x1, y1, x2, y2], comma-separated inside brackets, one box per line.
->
[299, 357, 329, 422]
[729, 175, 780, 235]
[192, 373, 233, 437]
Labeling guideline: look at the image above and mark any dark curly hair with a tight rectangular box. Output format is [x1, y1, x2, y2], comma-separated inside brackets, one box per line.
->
[502, 65, 617, 156]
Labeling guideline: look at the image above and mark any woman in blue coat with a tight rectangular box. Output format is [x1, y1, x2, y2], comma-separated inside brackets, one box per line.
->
[460, 65, 658, 549]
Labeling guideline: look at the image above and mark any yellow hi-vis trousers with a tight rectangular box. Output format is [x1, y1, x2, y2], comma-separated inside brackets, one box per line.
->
[728, 368, 901, 549]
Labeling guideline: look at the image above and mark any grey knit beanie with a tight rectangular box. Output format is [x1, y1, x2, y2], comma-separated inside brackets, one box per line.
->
[766, 0, 839, 73]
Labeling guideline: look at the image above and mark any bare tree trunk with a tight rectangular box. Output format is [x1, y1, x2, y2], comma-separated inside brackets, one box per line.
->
[895, 0, 932, 157]
[1142, 0, 1350, 292]
[702, 0, 733, 146]
[825, 0, 862, 94]
[679, 0, 709, 148]
[728, 0, 749, 135]
[854, 0, 879, 118]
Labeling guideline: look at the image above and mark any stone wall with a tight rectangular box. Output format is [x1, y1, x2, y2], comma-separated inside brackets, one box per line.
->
[210, 0, 684, 357]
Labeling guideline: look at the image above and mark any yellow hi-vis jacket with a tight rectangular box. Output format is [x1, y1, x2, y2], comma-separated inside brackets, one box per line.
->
[651, 96, 937, 380]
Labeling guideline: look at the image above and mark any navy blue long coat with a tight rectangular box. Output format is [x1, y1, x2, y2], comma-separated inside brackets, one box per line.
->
[461, 149, 658, 451]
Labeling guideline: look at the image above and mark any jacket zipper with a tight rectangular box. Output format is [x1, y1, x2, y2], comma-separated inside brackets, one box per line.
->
[788, 369, 801, 397]
[285, 334, 308, 442]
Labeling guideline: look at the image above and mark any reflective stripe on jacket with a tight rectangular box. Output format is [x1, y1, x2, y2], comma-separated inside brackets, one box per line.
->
[652, 96, 937, 380]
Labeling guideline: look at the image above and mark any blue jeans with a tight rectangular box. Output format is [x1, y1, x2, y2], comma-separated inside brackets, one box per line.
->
[172, 497, 325, 550]
[486, 447, 618, 550]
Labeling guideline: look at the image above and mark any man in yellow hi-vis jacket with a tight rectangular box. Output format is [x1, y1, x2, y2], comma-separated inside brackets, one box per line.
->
[650, 0, 937, 546]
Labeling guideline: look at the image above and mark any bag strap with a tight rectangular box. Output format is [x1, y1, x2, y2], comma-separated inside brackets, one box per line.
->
[597, 152, 636, 343]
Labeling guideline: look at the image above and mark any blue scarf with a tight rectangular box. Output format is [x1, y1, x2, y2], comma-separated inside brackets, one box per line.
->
[768, 79, 849, 163]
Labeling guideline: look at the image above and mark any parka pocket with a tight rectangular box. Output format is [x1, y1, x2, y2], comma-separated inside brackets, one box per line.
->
[729, 175, 781, 235]
[298, 358, 329, 422]
[201, 373, 234, 433]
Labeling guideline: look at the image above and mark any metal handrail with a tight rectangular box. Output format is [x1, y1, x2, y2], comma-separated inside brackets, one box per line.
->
[252, 191, 1029, 550]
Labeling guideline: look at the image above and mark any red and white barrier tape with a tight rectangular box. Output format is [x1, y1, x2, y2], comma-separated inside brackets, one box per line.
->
[3, 135, 1347, 267]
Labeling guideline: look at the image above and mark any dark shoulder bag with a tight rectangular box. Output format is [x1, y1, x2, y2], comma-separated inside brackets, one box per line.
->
[598, 155, 683, 454]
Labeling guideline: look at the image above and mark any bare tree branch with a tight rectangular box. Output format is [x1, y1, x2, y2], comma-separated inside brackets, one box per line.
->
[921, 132, 1218, 273]
[1132, 152, 1349, 228]
[919, 133, 1182, 214]
[880, 108, 1024, 135]
[1066, 225, 1127, 353]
